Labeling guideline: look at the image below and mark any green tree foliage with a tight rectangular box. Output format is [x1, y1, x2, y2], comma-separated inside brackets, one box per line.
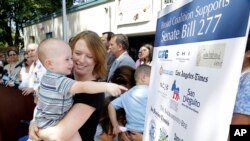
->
[0, 0, 73, 48]
[0, 0, 13, 47]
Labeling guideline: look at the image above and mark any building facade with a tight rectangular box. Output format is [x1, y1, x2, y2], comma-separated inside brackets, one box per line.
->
[23, 0, 175, 59]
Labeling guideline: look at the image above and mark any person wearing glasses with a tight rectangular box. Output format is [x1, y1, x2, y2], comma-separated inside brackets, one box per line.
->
[0, 49, 21, 87]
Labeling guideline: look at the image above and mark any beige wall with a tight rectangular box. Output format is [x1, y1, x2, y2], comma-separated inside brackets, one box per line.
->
[23, 0, 164, 47]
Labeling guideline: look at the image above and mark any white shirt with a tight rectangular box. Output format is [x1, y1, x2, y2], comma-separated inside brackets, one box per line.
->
[18, 65, 30, 89]
[21, 60, 46, 91]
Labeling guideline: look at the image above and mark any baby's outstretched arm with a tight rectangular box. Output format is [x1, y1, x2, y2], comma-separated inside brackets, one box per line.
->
[70, 81, 127, 96]
[105, 83, 128, 96]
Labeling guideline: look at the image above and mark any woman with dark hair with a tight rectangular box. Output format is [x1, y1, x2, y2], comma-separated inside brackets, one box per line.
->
[95, 65, 136, 141]
[110, 65, 136, 89]
[135, 44, 153, 68]
[0, 49, 21, 87]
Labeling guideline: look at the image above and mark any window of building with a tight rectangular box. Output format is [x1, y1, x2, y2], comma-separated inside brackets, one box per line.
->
[46, 32, 53, 39]
[29, 36, 35, 43]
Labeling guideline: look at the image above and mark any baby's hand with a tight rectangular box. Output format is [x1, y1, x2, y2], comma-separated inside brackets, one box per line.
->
[106, 83, 128, 96]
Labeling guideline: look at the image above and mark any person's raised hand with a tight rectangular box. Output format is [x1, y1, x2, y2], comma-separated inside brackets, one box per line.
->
[21, 88, 35, 96]
[7, 81, 15, 87]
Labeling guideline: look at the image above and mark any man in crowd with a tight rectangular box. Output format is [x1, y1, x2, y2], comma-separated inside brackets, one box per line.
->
[101, 31, 116, 76]
[107, 34, 135, 81]
[20, 43, 46, 99]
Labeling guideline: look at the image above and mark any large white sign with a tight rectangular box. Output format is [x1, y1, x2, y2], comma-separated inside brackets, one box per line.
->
[144, 0, 250, 141]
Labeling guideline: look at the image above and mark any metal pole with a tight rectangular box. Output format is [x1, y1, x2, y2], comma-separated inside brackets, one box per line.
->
[62, 0, 67, 42]
[109, 6, 111, 31]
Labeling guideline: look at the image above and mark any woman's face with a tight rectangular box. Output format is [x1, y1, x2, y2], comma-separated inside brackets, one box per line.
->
[138, 46, 149, 60]
[8, 51, 18, 63]
[72, 39, 96, 78]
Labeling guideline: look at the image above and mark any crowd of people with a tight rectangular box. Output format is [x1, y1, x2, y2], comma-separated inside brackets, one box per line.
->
[0, 30, 153, 141]
[1, 29, 248, 141]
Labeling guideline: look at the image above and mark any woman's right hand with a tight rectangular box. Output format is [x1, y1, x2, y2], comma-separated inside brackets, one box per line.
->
[29, 122, 42, 141]
[106, 83, 128, 96]
[21, 88, 35, 96]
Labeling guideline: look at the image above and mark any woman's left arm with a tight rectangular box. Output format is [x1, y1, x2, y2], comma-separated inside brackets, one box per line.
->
[38, 103, 95, 141]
